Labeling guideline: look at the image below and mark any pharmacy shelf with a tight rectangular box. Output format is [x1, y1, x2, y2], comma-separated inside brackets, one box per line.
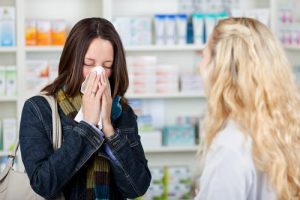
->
[144, 146, 198, 153]
[284, 45, 300, 51]
[25, 46, 64, 52]
[125, 44, 204, 52]
[24, 45, 204, 52]
[0, 96, 18, 102]
[0, 151, 11, 156]
[126, 92, 206, 99]
[0, 47, 17, 53]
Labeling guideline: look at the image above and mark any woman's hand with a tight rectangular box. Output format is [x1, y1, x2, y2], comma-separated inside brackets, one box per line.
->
[99, 72, 115, 137]
[82, 72, 105, 126]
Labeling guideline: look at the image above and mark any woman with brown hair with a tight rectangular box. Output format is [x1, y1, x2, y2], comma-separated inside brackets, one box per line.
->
[19, 18, 151, 200]
[195, 18, 300, 200]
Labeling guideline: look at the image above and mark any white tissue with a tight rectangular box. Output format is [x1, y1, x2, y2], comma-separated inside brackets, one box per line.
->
[80, 66, 105, 94]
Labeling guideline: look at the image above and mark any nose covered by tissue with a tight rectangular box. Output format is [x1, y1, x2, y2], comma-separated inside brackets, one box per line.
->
[80, 66, 106, 94]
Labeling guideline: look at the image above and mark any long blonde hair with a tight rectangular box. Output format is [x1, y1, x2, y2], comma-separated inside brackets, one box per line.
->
[199, 18, 300, 199]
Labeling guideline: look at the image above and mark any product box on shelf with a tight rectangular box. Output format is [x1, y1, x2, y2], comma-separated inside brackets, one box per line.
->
[26, 60, 49, 97]
[36, 20, 51, 45]
[140, 130, 162, 149]
[165, 166, 192, 199]
[163, 124, 196, 146]
[180, 73, 204, 93]
[113, 17, 152, 46]
[51, 20, 67, 45]
[0, 66, 5, 96]
[2, 118, 17, 151]
[5, 66, 17, 97]
[0, 7, 15, 47]
[25, 19, 37, 46]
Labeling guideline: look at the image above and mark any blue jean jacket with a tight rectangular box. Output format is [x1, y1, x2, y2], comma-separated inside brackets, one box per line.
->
[19, 96, 151, 199]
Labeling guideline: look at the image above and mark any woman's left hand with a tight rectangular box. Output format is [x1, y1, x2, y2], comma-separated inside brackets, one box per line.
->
[99, 72, 115, 138]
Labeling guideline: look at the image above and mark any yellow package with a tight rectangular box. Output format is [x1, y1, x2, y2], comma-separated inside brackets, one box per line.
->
[51, 20, 67, 46]
[36, 20, 51, 45]
[25, 20, 37, 46]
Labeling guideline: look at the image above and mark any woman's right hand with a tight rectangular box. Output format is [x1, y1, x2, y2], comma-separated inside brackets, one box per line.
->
[82, 72, 106, 126]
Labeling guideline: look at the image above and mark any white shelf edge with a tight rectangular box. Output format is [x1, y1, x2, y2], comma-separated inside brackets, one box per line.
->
[0, 151, 11, 156]
[0, 96, 18, 102]
[284, 45, 300, 50]
[125, 44, 204, 51]
[126, 92, 206, 99]
[24, 45, 204, 52]
[0, 47, 17, 52]
[25, 46, 64, 52]
[144, 146, 198, 153]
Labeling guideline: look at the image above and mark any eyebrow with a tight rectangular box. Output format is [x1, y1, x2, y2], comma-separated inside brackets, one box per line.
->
[84, 58, 113, 63]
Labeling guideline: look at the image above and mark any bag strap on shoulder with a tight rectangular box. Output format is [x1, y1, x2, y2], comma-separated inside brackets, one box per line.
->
[7, 93, 62, 169]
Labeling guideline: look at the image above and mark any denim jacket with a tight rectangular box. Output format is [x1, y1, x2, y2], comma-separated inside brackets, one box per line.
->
[19, 96, 151, 199]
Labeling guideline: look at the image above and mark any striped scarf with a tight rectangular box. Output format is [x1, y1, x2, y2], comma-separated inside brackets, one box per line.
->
[55, 88, 111, 200]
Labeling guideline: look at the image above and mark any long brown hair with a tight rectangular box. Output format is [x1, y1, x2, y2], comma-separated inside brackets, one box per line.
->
[43, 18, 129, 102]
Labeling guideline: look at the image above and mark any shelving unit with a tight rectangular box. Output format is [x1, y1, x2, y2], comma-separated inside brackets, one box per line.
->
[0, 97, 18, 102]
[0, 47, 17, 52]
[144, 146, 198, 153]
[126, 92, 206, 99]
[0, 0, 299, 174]
[0, 151, 10, 157]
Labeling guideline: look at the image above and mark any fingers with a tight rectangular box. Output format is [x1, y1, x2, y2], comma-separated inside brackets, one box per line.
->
[85, 71, 97, 95]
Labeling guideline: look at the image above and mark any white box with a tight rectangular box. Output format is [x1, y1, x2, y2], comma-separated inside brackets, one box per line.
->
[140, 130, 162, 149]
[5, 66, 17, 96]
[0, 7, 15, 46]
[2, 118, 17, 151]
[0, 67, 5, 96]
[26, 60, 49, 96]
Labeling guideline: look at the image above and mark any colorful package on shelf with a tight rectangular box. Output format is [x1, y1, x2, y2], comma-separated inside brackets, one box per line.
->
[0, 7, 15, 47]
[0, 66, 5, 96]
[113, 17, 152, 46]
[25, 19, 37, 46]
[163, 125, 195, 146]
[142, 167, 165, 200]
[131, 17, 152, 45]
[25, 60, 49, 97]
[138, 115, 155, 132]
[166, 15, 176, 45]
[176, 14, 188, 45]
[36, 20, 51, 45]
[156, 64, 179, 93]
[192, 14, 205, 45]
[128, 56, 157, 94]
[128, 99, 143, 115]
[165, 166, 192, 200]
[5, 66, 17, 97]
[180, 73, 204, 93]
[51, 20, 67, 45]
[279, 24, 300, 47]
[154, 14, 166, 45]
[2, 118, 17, 151]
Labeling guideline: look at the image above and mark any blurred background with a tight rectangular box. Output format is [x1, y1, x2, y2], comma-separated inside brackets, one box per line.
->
[0, 0, 299, 199]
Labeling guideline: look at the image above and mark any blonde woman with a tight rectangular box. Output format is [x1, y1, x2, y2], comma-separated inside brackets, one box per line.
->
[195, 18, 300, 200]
